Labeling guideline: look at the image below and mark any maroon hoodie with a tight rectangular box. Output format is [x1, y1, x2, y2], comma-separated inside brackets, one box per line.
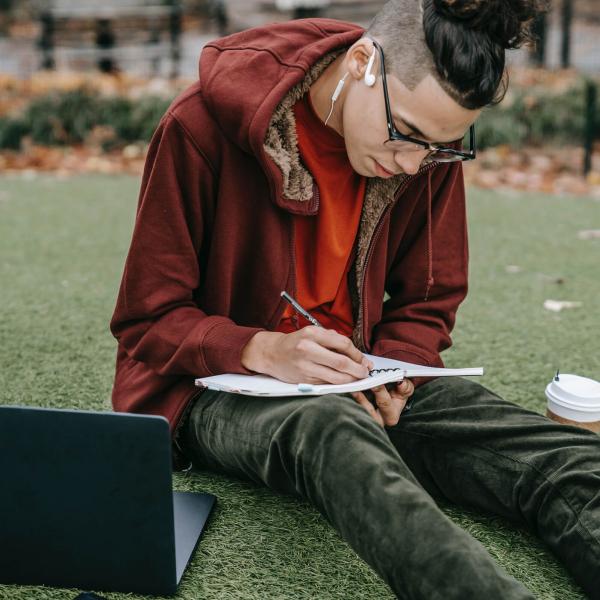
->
[109, 19, 469, 436]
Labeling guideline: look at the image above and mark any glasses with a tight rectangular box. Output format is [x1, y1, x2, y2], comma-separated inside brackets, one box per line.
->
[371, 40, 477, 164]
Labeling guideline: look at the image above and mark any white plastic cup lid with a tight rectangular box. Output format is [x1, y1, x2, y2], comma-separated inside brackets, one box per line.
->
[545, 374, 600, 422]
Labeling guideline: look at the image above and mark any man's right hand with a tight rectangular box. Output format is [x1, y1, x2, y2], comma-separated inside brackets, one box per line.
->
[241, 327, 374, 385]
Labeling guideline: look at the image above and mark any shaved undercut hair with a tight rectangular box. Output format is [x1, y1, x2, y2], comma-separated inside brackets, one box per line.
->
[366, 0, 437, 92]
[367, 0, 547, 109]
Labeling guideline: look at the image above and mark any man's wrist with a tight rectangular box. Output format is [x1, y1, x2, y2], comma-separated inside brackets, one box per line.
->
[241, 331, 282, 374]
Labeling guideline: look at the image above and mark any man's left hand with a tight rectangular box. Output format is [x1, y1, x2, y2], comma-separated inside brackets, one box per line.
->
[350, 379, 415, 427]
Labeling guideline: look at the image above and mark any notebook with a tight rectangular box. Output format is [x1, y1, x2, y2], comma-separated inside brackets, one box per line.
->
[195, 353, 483, 397]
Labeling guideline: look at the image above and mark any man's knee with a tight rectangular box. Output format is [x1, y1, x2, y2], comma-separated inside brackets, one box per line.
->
[272, 392, 382, 454]
[288, 393, 371, 431]
[412, 376, 499, 408]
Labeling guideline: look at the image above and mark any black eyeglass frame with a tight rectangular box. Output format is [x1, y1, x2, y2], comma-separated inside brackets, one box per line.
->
[371, 40, 477, 162]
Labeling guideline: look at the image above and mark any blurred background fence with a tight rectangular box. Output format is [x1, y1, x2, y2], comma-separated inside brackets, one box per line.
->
[0, 0, 598, 193]
[0, 0, 598, 77]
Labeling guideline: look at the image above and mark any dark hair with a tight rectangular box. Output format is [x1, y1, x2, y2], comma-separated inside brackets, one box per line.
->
[423, 0, 548, 108]
[367, 0, 549, 110]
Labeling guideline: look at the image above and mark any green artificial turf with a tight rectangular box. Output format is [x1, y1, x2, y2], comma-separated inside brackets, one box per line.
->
[0, 173, 598, 600]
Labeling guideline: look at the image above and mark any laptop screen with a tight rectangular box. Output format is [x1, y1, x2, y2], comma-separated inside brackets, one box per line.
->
[0, 406, 178, 595]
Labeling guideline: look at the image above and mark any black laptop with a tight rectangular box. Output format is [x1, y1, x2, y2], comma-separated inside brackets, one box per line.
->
[0, 405, 216, 596]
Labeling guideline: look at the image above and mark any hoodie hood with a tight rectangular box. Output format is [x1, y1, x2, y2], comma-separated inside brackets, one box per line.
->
[199, 19, 364, 205]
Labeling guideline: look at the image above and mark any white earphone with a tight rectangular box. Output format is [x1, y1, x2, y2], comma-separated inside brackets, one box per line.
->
[323, 45, 377, 127]
[324, 72, 349, 126]
[364, 49, 377, 87]
[331, 72, 349, 102]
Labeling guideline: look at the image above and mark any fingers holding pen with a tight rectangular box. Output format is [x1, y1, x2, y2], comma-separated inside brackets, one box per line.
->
[302, 327, 374, 380]
[312, 327, 370, 365]
[277, 294, 375, 383]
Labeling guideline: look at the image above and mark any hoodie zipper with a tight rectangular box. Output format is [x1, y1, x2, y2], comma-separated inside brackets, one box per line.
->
[357, 162, 438, 352]
[280, 183, 321, 330]
[288, 216, 299, 329]
[272, 184, 321, 330]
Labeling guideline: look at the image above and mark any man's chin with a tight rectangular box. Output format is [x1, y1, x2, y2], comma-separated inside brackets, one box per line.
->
[347, 157, 368, 177]
[349, 157, 378, 178]
[349, 155, 402, 178]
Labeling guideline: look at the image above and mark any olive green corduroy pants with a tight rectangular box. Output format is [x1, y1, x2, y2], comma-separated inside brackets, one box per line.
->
[180, 377, 600, 599]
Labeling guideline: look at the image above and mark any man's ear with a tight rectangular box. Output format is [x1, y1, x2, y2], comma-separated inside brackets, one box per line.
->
[345, 38, 377, 83]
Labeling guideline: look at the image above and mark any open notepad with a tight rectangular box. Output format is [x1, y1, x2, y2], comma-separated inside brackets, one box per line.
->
[195, 353, 484, 397]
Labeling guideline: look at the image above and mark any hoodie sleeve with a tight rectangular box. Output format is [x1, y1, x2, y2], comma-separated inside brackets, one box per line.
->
[370, 162, 469, 381]
[110, 113, 265, 377]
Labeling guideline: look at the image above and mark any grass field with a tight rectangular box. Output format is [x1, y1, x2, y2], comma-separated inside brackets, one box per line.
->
[0, 173, 598, 600]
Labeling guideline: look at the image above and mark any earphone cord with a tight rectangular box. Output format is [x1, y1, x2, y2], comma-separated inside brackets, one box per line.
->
[324, 72, 349, 127]
[324, 99, 336, 127]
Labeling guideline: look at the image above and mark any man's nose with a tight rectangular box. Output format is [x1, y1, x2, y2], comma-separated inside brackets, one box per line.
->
[393, 150, 430, 175]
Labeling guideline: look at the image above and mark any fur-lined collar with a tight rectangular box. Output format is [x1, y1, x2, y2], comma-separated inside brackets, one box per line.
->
[263, 50, 343, 202]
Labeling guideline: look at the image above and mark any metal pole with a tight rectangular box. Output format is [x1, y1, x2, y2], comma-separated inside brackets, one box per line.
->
[583, 80, 597, 177]
[96, 18, 116, 74]
[39, 11, 55, 70]
[169, 0, 182, 80]
[530, 12, 547, 67]
[561, 0, 573, 69]
[293, 8, 323, 19]
[0, 0, 13, 36]
[147, 20, 161, 78]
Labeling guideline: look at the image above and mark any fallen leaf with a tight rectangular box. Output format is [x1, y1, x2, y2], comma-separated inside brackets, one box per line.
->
[586, 172, 600, 186]
[122, 144, 143, 159]
[505, 265, 522, 273]
[543, 300, 582, 312]
[539, 273, 565, 285]
[578, 229, 600, 240]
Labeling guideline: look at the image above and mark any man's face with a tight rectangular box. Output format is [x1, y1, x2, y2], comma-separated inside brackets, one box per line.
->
[341, 70, 481, 178]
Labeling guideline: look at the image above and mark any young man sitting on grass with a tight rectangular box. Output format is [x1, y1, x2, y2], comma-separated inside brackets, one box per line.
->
[110, 0, 600, 597]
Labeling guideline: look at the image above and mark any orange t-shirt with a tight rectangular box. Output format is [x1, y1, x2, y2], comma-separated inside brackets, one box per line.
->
[276, 92, 367, 337]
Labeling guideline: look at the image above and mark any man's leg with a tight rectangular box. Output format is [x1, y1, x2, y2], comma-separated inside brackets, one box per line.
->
[180, 388, 535, 599]
[386, 377, 600, 600]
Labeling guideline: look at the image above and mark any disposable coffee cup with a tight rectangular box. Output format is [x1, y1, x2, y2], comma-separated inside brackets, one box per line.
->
[545, 373, 600, 433]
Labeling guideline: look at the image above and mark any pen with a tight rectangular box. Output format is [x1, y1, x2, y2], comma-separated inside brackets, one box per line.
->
[281, 290, 376, 382]
[280, 291, 323, 328]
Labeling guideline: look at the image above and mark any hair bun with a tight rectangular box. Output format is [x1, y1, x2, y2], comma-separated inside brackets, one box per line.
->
[432, 0, 547, 49]
[433, 0, 485, 21]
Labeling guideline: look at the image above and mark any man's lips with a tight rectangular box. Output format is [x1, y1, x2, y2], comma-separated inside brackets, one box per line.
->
[374, 160, 396, 178]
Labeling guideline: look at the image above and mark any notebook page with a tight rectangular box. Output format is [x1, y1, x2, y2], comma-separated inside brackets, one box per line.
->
[196, 355, 483, 397]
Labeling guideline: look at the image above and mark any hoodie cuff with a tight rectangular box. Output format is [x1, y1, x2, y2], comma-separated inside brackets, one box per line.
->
[201, 321, 266, 376]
